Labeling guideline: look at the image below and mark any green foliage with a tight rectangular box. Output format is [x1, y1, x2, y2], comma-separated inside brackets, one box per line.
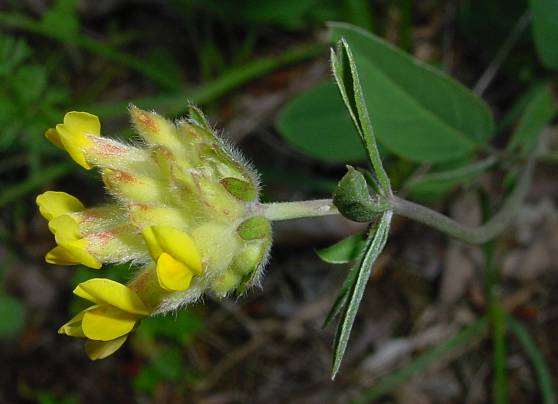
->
[508, 316, 557, 404]
[136, 311, 203, 345]
[37, 391, 78, 404]
[406, 157, 497, 202]
[328, 22, 495, 162]
[278, 21, 498, 167]
[40, 0, 79, 40]
[530, 0, 558, 69]
[330, 211, 392, 379]
[317, 233, 366, 264]
[508, 83, 557, 153]
[133, 347, 188, 394]
[276, 82, 364, 162]
[0, 293, 25, 338]
[0, 34, 68, 182]
[173, 0, 337, 30]
[133, 313, 202, 396]
[330, 37, 391, 193]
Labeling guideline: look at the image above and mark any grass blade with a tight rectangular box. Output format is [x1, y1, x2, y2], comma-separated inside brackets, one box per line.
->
[86, 43, 325, 119]
[508, 315, 557, 404]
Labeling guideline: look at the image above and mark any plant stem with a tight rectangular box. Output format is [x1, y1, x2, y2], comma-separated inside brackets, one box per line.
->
[259, 199, 339, 221]
[473, 10, 530, 96]
[482, 197, 507, 404]
[390, 151, 535, 244]
[263, 150, 535, 243]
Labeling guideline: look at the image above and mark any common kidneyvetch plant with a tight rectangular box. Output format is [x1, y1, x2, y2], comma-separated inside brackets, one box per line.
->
[38, 39, 541, 382]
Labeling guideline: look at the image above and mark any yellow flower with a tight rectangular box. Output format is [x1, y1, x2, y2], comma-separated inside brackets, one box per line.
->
[59, 278, 150, 360]
[36, 191, 102, 269]
[142, 225, 202, 292]
[45, 111, 101, 170]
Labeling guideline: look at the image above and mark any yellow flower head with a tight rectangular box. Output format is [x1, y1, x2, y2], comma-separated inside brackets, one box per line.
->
[40, 105, 272, 359]
[45, 112, 100, 169]
[59, 278, 150, 360]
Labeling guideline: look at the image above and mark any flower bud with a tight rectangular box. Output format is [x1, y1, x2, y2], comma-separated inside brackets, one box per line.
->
[333, 166, 384, 222]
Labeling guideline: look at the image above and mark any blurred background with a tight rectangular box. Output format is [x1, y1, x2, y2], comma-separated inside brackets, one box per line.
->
[0, 0, 557, 403]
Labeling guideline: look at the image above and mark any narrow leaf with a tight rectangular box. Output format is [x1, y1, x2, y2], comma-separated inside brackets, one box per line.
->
[321, 231, 372, 329]
[331, 211, 392, 379]
[331, 39, 391, 193]
[407, 156, 497, 201]
[508, 316, 557, 404]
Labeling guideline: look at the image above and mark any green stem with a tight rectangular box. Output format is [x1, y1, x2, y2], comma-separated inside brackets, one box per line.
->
[390, 151, 535, 244]
[263, 149, 535, 244]
[483, 232, 507, 404]
[258, 199, 339, 221]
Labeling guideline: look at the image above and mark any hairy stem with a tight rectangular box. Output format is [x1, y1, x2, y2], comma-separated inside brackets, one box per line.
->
[259, 199, 339, 221]
[263, 150, 535, 244]
[390, 152, 535, 244]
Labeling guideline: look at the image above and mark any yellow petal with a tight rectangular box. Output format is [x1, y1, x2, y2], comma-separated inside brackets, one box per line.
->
[45, 245, 79, 266]
[58, 239, 102, 269]
[58, 309, 88, 337]
[151, 225, 202, 275]
[56, 111, 101, 170]
[85, 335, 128, 360]
[81, 305, 137, 341]
[73, 278, 150, 315]
[64, 111, 101, 136]
[36, 191, 85, 221]
[46, 215, 102, 269]
[45, 128, 64, 149]
[141, 226, 163, 260]
[156, 252, 194, 292]
[48, 214, 81, 241]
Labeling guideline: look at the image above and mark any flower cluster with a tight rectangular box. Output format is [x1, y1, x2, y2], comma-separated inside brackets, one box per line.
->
[38, 106, 272, 359]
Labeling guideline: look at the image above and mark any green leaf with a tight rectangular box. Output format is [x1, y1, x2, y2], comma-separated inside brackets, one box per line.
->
[328, 22, 495, 163]
[320, 232, 368, 329]
[331, 211, 392, 379]
[151, 346, 184, 381]
[407, 156, 497, 202]
[508, 83, 557, 153]
[40, 0, 79, 41]
[12, 65, 47, 103]
[136, 311, 203, 345]
[317, 232, 367, 264]
[0, 294, 25, 337]
[0, 35, 31, 75]
[330, 38, 391, 193]
[276, 81, 365, 162]
[531, 0, 558, 69]
[508, 316, 557, 404]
